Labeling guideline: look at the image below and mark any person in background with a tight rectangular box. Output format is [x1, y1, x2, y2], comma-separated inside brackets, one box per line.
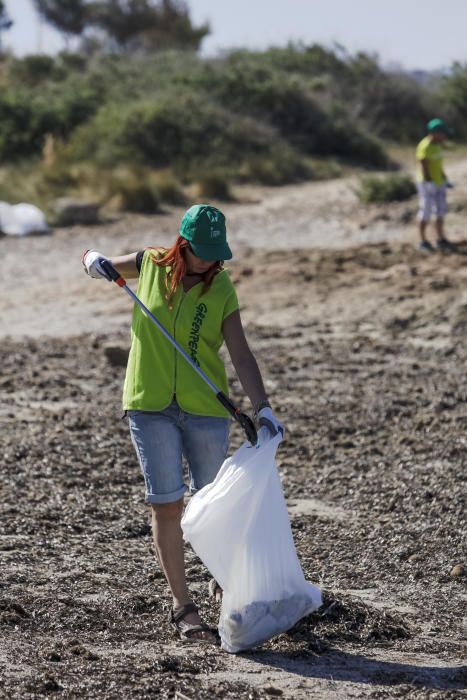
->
[416, 118, 456, 253]
[82, 204, 284, 645]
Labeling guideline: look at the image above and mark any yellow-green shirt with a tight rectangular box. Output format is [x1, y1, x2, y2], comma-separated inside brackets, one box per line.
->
[123, 250, 239, 417]
[416, 136, 444, 185]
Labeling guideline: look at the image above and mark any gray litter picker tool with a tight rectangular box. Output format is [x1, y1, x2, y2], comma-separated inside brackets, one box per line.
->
[100, 259, 257, 446]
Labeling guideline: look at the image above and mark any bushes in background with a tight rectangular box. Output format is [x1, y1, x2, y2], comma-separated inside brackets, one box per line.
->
[358, 173, 416, 204]
[0, 46, 398, 178]
[0, 43, 460, 208]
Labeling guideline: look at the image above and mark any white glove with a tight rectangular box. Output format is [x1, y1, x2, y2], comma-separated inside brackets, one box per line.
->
[257, 407, 284, 439]
[82, 250, 111, 280]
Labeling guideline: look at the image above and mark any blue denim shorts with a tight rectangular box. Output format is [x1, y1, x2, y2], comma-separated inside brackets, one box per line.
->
[128, 401, 230, 504]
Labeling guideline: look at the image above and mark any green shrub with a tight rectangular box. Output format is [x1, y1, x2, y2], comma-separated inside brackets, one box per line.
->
[65, 94, 298, 178]
[332, 126, 389, 168]
[308, 158, 343, 180]
[10, 55, 58, 85]
[120, 96, 228, 167]
[0, 92, 56, 159]
[103, 166, 187, 212]
[440, 63, 467, 139]
[0, 165, 41, 205]
[105, 168, 160, 213]
[0, 80, 101, 161]
[238, 145, 312, 186]
[358, 173, 416, 203]
[0, 161, 74, 210]
[151, 170, 186, 205]
[193, 65, 389, 167]
[194, 171, 233, 200]
[120, 95, 287, 171]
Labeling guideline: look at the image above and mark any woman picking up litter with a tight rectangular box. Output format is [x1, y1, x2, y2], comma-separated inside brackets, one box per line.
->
[82, 204, 284, 645]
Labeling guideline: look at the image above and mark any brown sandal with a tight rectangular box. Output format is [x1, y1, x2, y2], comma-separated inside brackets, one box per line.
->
[169, 602, 218, 645]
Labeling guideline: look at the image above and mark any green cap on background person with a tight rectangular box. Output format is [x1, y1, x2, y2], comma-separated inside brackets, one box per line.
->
[180, 204, 232, 261]
[427, 118, 454, 137]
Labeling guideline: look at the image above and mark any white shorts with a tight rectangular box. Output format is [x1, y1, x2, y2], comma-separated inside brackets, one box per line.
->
[417, 182, 447, 221]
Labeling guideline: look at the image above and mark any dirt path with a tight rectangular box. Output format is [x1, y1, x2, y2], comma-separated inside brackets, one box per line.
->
[1, 173, 466, 698]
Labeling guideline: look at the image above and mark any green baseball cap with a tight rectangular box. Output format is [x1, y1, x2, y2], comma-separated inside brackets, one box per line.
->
[427, 118, 454, 137]
[179, 204, 232, 261]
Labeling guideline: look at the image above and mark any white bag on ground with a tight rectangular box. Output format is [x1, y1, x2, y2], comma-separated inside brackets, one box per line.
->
[0, 202, 49, 236]
[181, 428, 322, 653]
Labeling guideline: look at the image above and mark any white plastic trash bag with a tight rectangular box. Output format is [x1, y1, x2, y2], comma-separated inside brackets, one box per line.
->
[0, 202, 49, 236]
[181, 428, 322, 653]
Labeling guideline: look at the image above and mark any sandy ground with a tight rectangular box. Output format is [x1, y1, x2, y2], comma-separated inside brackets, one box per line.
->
[1, 166, 466, 698]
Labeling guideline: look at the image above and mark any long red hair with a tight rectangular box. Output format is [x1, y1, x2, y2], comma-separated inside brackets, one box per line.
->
[150, 236, 223, 305]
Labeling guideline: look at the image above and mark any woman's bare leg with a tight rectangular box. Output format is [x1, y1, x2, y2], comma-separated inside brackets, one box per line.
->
[150, 500, 214, 641]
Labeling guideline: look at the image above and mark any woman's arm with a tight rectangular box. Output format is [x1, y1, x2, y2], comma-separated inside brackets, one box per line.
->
[223, 309, 285, 437]
[82, 250, 140, 280]
[222, 309, 269, 412]
[110, 252, 139, 279]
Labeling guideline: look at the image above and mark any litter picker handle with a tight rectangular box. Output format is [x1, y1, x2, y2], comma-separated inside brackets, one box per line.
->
[101, 259, 126, 286]
[99, 259, 258, 446]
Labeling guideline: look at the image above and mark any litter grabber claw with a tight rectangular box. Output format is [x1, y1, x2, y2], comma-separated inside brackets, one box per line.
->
[100, 259, 258, 446]
[214, 391, 257, 447]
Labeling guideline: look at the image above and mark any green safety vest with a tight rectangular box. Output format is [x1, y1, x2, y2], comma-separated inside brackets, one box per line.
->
[123, 249, 239, 417]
